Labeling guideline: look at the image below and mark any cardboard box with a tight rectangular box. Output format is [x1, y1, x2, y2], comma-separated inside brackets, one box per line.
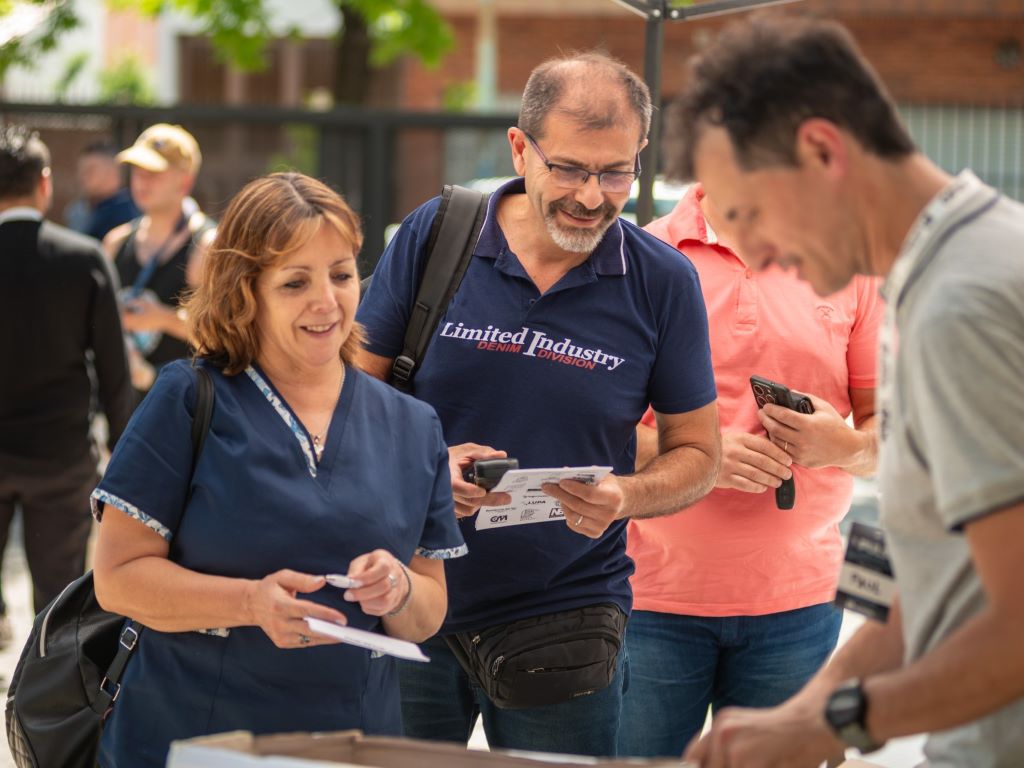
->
[167, 731, 687, 768]
[167, 730, 882, 768]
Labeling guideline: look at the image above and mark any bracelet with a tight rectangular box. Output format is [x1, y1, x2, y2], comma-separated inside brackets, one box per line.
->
[385, 562, 413, 618]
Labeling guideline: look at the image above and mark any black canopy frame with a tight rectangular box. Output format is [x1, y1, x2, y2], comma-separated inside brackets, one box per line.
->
[610, 0, 803, 224]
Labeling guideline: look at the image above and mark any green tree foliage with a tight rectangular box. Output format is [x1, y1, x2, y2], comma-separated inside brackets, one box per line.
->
[2, 0, 452, 100]
[97, 54, 155, 104]
[354, 0, 451, 69]
[54, 50, 89, 101]
[107, 0, 452, 79]
[107, 0, 274, 71]
[0, 0, 78, 79]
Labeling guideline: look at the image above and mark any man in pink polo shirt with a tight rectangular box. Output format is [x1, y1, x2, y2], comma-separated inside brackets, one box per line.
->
[618, 182, 882, 757]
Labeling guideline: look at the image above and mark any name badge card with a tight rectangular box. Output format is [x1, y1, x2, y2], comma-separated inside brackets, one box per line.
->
[835, 521, 896, 622]
[475, 466, 612, 531]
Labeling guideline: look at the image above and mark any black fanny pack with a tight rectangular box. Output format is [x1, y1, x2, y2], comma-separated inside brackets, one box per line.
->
[444, 603, 626, 710]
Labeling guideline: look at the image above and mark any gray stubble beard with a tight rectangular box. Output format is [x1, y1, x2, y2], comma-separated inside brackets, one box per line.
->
[544, 202, 616, 254]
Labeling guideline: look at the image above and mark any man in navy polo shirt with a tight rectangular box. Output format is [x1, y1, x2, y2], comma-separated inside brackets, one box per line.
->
[357, 52, 720, 756]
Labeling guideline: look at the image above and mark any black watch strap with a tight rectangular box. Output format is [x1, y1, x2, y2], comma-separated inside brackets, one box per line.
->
[825, 678, 885, 754]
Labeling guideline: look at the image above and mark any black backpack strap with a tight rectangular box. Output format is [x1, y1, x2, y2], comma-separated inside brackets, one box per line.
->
[190, 366, 215, 478]
[391, 185, 489, 392]
[93, 365, 215, 716]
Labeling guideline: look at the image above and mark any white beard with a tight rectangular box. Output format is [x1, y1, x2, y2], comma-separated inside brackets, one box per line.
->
[544, 212, 613, 253]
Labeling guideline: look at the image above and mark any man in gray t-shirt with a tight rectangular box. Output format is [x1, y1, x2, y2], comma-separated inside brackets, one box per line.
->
[663, 14, 1024, 768]
[880, 171, 1024, 766]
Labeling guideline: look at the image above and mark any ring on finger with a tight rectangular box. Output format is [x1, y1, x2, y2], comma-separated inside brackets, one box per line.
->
[782, 440, 789, 453]
[575, 514, 584, 528]
[387, 572, 399, 590]
[299, 634, 311, 645]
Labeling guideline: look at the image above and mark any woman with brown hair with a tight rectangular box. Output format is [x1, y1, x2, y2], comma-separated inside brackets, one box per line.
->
[90, 172, 465, 768]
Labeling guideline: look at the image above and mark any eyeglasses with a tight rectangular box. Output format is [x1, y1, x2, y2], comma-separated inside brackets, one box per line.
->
[523, 132, 640, 194]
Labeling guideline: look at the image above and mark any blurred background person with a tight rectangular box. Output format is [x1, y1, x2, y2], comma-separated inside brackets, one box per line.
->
[71, 140, 140, 242]
[0, 125, 133, 641]
[103, 124, 215, 397]
[91, 172, 465, 768]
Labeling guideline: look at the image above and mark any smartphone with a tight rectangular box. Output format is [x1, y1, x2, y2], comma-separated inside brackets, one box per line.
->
[750, 375, 814, 414]
[749, 376, 815, 509]
[461, 458, 519, 491]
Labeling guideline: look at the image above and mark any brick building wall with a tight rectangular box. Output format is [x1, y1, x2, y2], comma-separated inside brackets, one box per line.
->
[400, 8, 1024, 109]
[389, 3, 1023, 215]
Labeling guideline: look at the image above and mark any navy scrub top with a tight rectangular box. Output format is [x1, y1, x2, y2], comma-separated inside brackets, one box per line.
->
[90, 359, 465, 768]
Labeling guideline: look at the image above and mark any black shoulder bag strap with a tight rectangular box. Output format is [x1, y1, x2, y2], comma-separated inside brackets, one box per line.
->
[390, 185, 489, 393]
[94, 366, 215, 715]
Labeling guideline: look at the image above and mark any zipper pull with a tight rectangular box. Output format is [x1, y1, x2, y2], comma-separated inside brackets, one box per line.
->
[491, 655, 504, 678]
[471, 634, 481, 645]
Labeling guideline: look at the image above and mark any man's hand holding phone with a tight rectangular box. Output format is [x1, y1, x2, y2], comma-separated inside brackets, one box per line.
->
[448, 443, 513, 518]
[757, 393, 854, 470]
[750, 375, 816, 509]
[715, 432, 793, 494]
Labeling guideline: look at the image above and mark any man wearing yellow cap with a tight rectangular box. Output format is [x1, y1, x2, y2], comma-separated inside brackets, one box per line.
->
[104, 124, 216, 396]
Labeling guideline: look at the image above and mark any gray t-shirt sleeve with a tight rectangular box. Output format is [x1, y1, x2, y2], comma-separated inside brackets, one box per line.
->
[903, 288, 1024, 529]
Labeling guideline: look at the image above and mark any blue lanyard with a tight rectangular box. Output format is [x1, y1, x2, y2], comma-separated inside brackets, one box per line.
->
[128, 213, 190, 298]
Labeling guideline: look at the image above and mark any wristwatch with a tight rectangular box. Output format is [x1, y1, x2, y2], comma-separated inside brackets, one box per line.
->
[824, 678, 885, 753]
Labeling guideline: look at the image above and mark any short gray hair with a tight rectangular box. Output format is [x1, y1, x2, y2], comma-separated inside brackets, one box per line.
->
[519, 51, 652, 143]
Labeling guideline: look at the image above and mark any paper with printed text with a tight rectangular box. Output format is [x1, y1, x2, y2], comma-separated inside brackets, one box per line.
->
[474, 466, 613, 531]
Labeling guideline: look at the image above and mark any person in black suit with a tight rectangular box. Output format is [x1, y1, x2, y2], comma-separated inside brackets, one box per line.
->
[0, 126, 134, 635]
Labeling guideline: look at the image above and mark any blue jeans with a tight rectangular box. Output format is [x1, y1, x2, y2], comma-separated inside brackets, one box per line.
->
[618, 603, 841, 757]
[399, 634, 629, 756]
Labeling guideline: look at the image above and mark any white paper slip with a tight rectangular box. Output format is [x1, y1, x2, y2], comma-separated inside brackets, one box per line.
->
[303, 617, 430, 662]
[475, 466, 613, 531]
[324, 574, 362, 589]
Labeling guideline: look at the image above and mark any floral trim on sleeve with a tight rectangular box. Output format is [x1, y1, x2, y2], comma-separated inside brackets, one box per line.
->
[91, 490, 172, 541]
[91, 494, 230, 638]
[245, 366, 318, 478]
[415, 544, 469, 560]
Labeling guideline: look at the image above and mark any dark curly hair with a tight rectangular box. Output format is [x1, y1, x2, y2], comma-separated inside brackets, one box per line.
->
[666, 14, 915, 180]
[0, 125, 50, 200]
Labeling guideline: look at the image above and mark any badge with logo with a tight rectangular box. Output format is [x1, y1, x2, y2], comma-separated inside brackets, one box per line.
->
[118, 287, 165, 356]
[835, 522, 896, 622]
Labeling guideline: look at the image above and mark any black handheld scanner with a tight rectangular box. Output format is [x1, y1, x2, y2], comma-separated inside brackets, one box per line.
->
[462, 458, 519, 491]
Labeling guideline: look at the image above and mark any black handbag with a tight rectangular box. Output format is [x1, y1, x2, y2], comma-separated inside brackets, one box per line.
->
[444, 603, 626, 710]
[4, 365, 214, 768]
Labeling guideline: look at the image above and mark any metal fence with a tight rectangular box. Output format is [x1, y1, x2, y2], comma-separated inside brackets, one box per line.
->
[900, 104, 1024, 202]
[0, 102, 519, 275]
[2, 101, 1021, 273]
